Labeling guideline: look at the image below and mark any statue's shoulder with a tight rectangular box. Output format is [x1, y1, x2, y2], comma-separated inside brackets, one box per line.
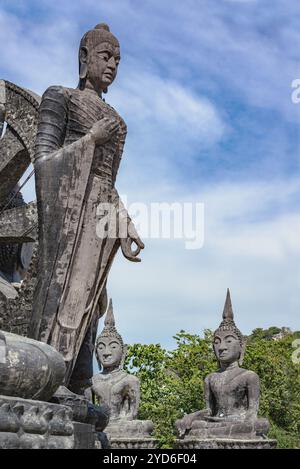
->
[105, 100, 127, 129]
[92, 372, 107, 385]
[239, 368, 259, 383]
[115, 370, 135, 381]
[124, 373, 139, 385]
[205, 371, 218, 383]
[40, 85, 71, 108]
[42, 85, 70, 98]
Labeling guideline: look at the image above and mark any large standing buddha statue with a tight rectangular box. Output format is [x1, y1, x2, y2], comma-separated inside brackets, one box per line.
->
[29, 23, 144, 386]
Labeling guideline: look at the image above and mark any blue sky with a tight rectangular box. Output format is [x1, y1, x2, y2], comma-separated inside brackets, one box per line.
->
[1, 0, 300, 349]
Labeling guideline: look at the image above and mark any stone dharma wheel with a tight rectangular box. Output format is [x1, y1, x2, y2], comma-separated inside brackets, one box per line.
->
[0, 80, 39, 335]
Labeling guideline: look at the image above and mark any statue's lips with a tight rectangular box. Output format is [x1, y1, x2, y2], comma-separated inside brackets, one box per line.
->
[103, 73, 113, 81]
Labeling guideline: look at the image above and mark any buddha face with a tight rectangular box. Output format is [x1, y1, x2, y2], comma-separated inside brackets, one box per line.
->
[96, 336, 123, 370]
[213, 330, 241, 365]
[80, 41, 120, 93]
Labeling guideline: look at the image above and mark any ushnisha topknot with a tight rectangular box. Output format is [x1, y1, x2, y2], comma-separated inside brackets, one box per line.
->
[213, 289, 244, 346]
[96, 299, 124, 348]
[80, 23, 119, 51]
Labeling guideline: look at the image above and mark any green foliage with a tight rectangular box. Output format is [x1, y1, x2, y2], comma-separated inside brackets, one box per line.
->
[125, 329, 300, 449]
[250, 326, 282, 341]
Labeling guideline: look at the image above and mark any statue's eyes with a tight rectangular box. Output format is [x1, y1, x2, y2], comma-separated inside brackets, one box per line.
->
[98, 53, 109, 61]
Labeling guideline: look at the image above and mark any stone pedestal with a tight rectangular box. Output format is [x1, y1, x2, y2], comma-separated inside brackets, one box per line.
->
[73, 422, 96, 449]
[0, 395, 74, 449]
[108, 438, 158, 449]
[175, 438, 277, 449]
[103, 418, 157, 449]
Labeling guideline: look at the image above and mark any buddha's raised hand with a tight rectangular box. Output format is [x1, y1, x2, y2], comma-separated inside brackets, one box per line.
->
[89, 117, 119, 145]
[120, 220, 145, 263]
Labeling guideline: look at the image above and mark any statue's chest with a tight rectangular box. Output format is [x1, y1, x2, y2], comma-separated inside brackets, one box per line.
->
[64, 90, 121, 145]
[210, 372, 247, 401]
[92, 374, 127, 405]
[64, 90, 126, 183]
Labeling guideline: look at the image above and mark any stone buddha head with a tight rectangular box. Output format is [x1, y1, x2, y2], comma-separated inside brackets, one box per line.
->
[95, 300, 127, 373]
[213, 289, 245, 367]
[78, 23, 121, 94]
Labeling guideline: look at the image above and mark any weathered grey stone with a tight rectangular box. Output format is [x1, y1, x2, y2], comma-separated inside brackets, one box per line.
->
[0, 129, 28, 203]
[28, 23, 144, 388]
[109, 438, 158, 450]
[175, 438, 277, 449]
[0, 80, 39, 337]
[0, 80, 39, 203]
[51, 385, 110, 431]
[87, 301, 154, 446]
[1, 80, 40, 163]
[0, 202, 37, 243]
[176, 290, 273, 443]
[0, 245, 38, 336]
[0, 330, 65, 401]
[0, 395, 74, 449]
[73, 422, 96, 449]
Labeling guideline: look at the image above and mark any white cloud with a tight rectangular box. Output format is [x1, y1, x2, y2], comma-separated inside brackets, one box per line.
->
[105, 176, 300, 347]
[110, 64, 225, 146]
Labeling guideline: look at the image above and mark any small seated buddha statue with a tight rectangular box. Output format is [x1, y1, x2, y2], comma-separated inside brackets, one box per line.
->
[176, 289, 270, 440]
[86, 300, 153, 439]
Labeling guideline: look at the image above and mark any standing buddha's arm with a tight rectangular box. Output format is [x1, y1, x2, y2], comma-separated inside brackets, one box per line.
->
[34, 86, 68, 160]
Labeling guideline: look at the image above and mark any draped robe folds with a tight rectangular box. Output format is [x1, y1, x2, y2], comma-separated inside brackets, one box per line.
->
[29, 86, 129, 382]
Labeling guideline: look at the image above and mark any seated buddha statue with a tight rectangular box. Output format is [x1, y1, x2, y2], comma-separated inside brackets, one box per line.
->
[176, 289, 270, 440]
[86, 300, 153, 439]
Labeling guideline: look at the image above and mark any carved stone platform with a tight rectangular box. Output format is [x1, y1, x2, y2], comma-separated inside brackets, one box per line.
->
[175, 438, 277, 449]
[0, 395, 74, 449]
[73, 422, 95, 449]
[108, 438, 158, 449]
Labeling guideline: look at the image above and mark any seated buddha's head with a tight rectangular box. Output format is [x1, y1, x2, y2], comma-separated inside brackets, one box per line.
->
[95, 299, 126, 373]
[213, 289, 245, 367]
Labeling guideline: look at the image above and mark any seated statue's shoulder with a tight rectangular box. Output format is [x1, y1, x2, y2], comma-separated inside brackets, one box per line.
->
[240, 368, 259, 383]
[127, 373, 139, 385]
[92, 372, 106, 385]
[205, 371, 218, 383]
[118, 370, 135, 380]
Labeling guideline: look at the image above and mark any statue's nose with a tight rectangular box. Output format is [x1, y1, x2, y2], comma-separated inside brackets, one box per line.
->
[107, 57, 116, 71]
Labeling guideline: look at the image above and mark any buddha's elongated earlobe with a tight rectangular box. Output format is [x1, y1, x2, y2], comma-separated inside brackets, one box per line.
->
[79, 46, 88, 79]
[79, 63, 88, 79]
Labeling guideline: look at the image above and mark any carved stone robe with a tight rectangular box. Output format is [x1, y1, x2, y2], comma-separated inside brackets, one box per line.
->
[30, 86, 127, 382]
